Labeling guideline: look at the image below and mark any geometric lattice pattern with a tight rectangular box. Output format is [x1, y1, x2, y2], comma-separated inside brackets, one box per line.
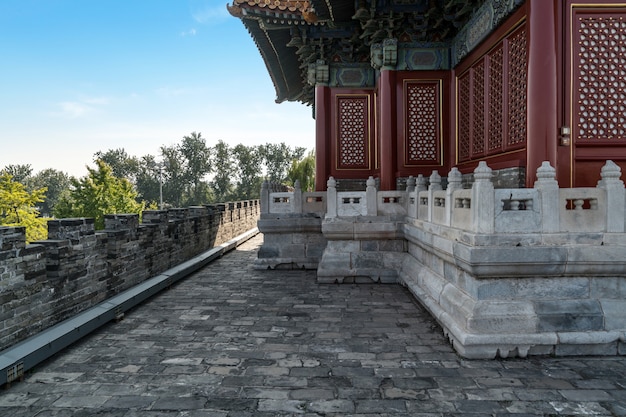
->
[507, 25, 527, 147]
[488, 46, 504, 152]
[457, 22, 528, 163]
[472, 60, 486, 156]
[458, 74, 471, 162]
[337, 96, 369, 169]
[405, 82, 440, 164]
[575, 14, 626, 141]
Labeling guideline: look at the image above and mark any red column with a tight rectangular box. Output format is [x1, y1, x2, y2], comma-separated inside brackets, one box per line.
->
[315, 85, 330, 191]
[526, 0, 558, 186]
[379, 69, 397, 190]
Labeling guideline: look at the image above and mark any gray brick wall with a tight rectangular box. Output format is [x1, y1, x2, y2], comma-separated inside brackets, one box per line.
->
[0, 201, 260, 351]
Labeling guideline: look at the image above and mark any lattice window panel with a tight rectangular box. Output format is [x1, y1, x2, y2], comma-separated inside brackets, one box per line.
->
[507, 25, 528, 147]
[457, 22, 527, 163]
[337, 96, 369, 169]
[458, 74, 471, 162]
[472, 60, 486, 156]
[575, 14, 626, 142]
[488, 46, 504, 152]
[405, 82, 440, 165]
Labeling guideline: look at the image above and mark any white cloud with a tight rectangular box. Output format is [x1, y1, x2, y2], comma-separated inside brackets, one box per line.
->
[57, 101, 94, 118]
[180, 28, 197, 37]
[54, 96, 110, 119]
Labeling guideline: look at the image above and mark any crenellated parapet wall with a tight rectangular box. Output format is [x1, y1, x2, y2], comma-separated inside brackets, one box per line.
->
[0, 200, 259, 351]
[258, 161, 626, 358]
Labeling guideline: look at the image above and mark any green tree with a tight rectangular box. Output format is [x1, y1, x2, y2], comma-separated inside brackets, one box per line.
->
[1, 164, 33, 184]
[0, 173, 48, 242]
[134, 154, 162, 208]
[180, 132, 212, 205]
[287, 150, 315, 191]
[210, 140, 234, 203]
[159, 143, 186, 207]
[158, 132, 213, 207]
[94, 148, 140, 182]
[259, 143, 306, 183]
[53, 160, 143, 230]
[233, 144, 263, 200]
[25, 168, 73, 217]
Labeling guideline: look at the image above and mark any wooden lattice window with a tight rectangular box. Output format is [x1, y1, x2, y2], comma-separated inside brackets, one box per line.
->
[488, 46, 504, 152]
[336, 95, 370, 170]
[457, 23, 528, 163]
[458, 74, 471, 161]
[507, 25, 528, 147]
[472, 60, 486, 156]
[404, 81, 441, 165]
[574, 13, 626, 142]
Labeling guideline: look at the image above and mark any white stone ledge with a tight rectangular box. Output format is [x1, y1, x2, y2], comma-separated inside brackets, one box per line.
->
[403, 221, 626, 278]
[321, 216, 403, 240]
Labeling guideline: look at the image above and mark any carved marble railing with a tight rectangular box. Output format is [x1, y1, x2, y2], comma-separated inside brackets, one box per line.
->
[262, 160, 625, 235]
[261, 180, 327, 217]
[411, 160, 625, 235]
[269, 161, 625, 234]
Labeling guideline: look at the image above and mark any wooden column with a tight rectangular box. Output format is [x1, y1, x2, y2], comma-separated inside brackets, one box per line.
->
[315, 84, 330, 191]
[379, 69, 397, 190]
[526, 0, 558, 186]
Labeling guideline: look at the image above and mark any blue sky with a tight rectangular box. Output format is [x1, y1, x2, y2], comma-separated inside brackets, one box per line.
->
[0, 0, 315, 177]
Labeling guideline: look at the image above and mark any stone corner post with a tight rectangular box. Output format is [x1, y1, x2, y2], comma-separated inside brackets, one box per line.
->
[598, 160, 625, 233]
[294, 180, 303, 214]
[446, 167, 462, 226]
[471, 162, 495, 234]
[534, 161, 560, 233]
[326, 177, 338, 218]
[427, 171, 442, 223]
[260, 180, 270, 214]
[406, 176, 417, 218]
[366, 176, 377, 216]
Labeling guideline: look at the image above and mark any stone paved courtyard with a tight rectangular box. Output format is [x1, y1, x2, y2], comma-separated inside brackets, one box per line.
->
[2, 234, 626, 416]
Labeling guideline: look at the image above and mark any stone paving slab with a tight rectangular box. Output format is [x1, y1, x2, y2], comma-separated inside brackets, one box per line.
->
[2, 234, 626, 416]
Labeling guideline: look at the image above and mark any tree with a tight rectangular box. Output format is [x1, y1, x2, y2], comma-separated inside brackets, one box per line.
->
[287, 150, 315, 191]
[0, 173, 48, 242]
[1, 164, 33, 184]
[179, 132, 212, 205]
[25, 168, 73, 217]
[210, 140, 234, 203]
[94, 148, 140, 182]
[233, 144, 263, 200]
[134, 154, 162, 208]
[159, 143, 186, 208]
[259, 143, 306, 183]
[158, 132, 213, 207]
[53, 160, 143, 230]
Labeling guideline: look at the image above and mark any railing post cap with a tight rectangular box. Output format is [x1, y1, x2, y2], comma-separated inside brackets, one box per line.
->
[601, 160, 622, 180]
[449, 167, 462, 179]
[536, 161, 556, 180]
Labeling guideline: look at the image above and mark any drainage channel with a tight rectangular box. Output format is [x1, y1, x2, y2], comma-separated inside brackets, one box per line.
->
[0, 228, 259, 387]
